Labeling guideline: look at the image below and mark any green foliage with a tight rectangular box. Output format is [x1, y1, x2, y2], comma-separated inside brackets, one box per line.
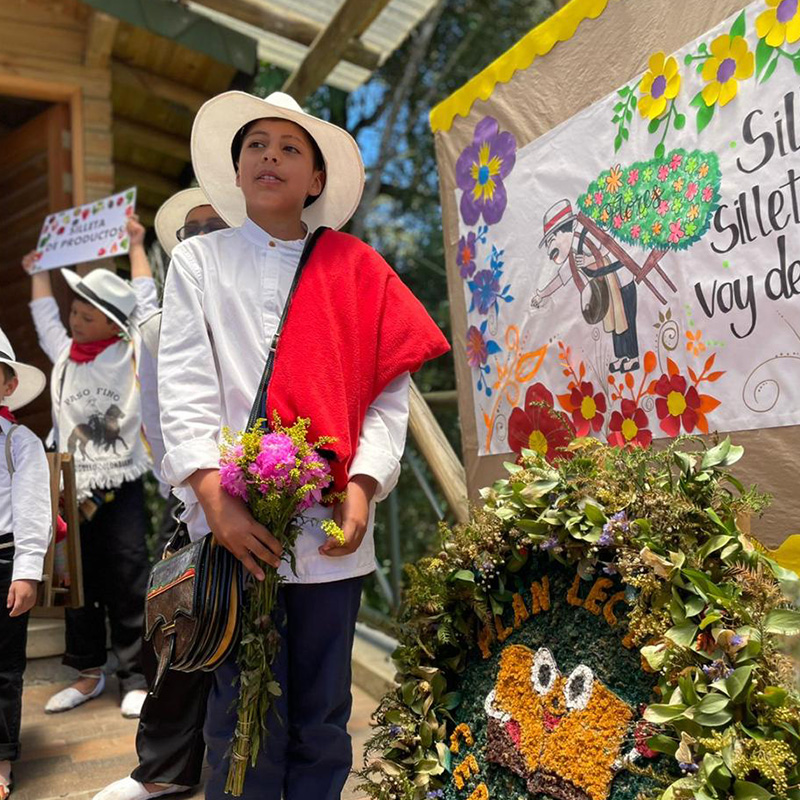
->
[358, 438, 800, 800]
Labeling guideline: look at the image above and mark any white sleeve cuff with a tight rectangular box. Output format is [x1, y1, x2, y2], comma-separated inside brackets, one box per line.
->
[349, 444, 402, 503]
[12, 554, 44, 583]
[161, 437, 221, 488]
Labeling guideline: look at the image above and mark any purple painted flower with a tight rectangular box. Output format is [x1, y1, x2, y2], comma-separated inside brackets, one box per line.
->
[457, 231, 478, 278]
[220, 461, 248, 500]
[471, 269, 501, 315]
[455, 117, 517, 226]
[466, 325, 488, 368]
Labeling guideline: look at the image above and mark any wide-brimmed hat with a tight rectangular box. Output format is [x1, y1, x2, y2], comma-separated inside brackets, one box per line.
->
[191, 90, 365, 231]
[61, 268, 136, 330]
[0, 328, 47, 411]
[539, 199, 577, 248]
[155, 187, 212, 255]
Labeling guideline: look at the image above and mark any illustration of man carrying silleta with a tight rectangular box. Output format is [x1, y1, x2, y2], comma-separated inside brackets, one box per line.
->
[531, 199, 640, 374]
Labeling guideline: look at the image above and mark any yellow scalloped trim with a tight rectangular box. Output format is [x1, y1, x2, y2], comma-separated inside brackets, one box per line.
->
[429, 0, 611, 133]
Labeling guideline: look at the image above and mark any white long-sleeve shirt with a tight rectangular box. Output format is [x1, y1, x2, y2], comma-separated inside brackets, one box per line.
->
[0, 417, 52, 582]
[158, 218, 410, 584]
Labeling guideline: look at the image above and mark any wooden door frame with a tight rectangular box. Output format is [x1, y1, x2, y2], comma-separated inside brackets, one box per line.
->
[0, 74, 85, 205]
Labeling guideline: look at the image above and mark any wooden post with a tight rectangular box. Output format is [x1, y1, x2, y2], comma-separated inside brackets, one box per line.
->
[408, 380, 469, 524]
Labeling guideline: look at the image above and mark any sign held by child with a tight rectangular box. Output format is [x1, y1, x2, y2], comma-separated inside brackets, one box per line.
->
[30, 187, 138, 272]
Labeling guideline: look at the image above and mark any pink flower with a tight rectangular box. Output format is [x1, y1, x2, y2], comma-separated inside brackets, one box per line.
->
[702, 185, 713, 202]
[627, 169, 639, 185]
[670, 153, 682, 171]
[657, 200, 669, 216]
[594, 191, 604, 205]
[220, 462, 248, 500]
[685, 182, 699, 200]
[249, 433, 298, 488]
[630, 224, 641, 239]
[657, 165, 669, 181]
[668, 221, 684, 243]
[613, 214, 623, 229]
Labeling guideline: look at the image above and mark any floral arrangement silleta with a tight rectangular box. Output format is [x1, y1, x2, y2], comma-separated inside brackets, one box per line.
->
[218, 414, 345, 796]
[358, 437, 800, 800]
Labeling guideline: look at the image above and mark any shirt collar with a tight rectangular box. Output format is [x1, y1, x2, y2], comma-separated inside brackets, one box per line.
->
[240, 217, 307, 252]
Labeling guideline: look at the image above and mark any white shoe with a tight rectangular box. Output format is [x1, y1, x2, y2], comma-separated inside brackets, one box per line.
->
[120, 689, 147, 719]
[92, 777, 192, 800]
[45, 670, 106, 713]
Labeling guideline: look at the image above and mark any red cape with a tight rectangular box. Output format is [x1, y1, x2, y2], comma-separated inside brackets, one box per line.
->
[266, 229, 451, 492]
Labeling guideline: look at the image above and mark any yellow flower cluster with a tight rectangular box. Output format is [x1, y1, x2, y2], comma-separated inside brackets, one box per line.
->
[449, 722, 474, 754]
[733, 739, 797, 798]
[453, 754, 480, 790]
[320, 518, 346, 545]
[467, 783, 489, 800]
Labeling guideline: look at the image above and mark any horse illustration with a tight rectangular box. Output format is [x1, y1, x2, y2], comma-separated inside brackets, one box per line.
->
[67, 404, 127, 459]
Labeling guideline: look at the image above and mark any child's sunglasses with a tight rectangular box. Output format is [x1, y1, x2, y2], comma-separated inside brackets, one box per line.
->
[176, 218, 228, 241]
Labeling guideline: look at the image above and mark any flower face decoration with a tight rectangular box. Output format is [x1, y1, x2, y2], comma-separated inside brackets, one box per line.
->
[569, 381, 606, 437]
[757, 0, 800, 46]
[654, 372, 701, 435]
[608, 399, 652, 449]
[701, 35, 754, 107]
[638, 52, 681, 119]
[455, 117, 517, 226]
[507, 384, 576, 463]
[457, 231, 477, 278]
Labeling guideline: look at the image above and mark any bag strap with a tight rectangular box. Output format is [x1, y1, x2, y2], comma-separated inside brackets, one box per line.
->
[246, 226, 329, 432]
[5, 424, 18, 478]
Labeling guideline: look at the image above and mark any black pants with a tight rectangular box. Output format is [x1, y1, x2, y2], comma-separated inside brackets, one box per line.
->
[63, 479, 149, 696]
[131, 638, 211, 787]
[204, 577, 364, 800]
[0, 537, 29, 762]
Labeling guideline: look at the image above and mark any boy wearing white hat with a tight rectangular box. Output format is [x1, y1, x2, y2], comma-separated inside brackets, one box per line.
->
[157, 91, 450, 799]
[0, 329, 51, 800]
[95, 189, 228, 800]
[22, 248, 158, 720]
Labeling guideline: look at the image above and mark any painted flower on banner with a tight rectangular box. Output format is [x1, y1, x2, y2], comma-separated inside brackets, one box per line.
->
[608, 399, 652, 448]
[467, 320, 502, 398]
[455, 116, 517, 226]
[507, 383, 575, 463]
[569, 381, 607, 437]
[470, 269, 501, 315]
[654, 371, 701, 436]
[756, 0, 800, 46]
[638, 52, 681, 119]
[457, 231, 478, 278]
[686, 329, 706, 356]
[700, 35, 754, 107]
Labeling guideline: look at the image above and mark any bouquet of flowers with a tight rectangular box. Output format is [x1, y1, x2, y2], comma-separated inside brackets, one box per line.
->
[218, 414, 345, 796]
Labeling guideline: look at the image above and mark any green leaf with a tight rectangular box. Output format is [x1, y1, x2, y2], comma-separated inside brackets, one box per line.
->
[730, 11, 746, 39]
[764, 608, 800, 635]
[695, 708, 733, 726]
[794, 58, 800, 76]
[642, 644, 667, 670]
[647, 733, 678, 755]
[717, 665, 753, 701]
[763, 55, 779, 83]
[451, 570, 475, 583]
[666, 622, 698, 648]
[690, 89, 705, 108]
[674, 112, 686, 130]
[756, 686, 788, 708]
[697, 101, 715, 133]
[648, 117, 661, 134]
[685, 595, 706, 617]
[614, 133, 623, 152]
[734, 780, 773, 800]
[644, 703, 688, 723]
[697, 693, 730, 714]
[755, 36, 772, 76]
[699, 611, 722, 630]
[655, 142, 665, 159]
[582, 502, 607, 525]
[701, 438, 731, 468]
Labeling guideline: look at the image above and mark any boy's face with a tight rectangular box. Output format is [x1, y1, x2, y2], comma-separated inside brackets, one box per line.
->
[0, 369, 18, 405]
[177, 204, 228, 242]
[235, 118, 325, 224]
[546, 227, 574, 266]
[69, 298, 120, 344]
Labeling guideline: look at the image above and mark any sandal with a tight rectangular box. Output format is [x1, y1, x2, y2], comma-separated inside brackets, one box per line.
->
[0, 769, 13, 800]
[45, 669, 106, 714]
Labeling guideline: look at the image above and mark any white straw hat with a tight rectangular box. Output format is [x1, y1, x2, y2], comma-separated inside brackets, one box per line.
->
[191, 90, 365, 231]
[0, 328, 47, 411]
[154, 187, 211, 255]
[61, 268, 136, 331]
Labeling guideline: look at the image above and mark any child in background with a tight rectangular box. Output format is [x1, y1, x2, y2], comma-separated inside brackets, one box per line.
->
[0, 328, 52, 800]
[22, 225, 157, 719]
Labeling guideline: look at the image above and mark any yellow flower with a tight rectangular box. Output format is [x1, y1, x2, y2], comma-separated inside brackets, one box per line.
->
[638, 52, 681, 119]
[701, 35, 754, 107]
[600, 208, 610, 224]
[688, 204, 700, 220]
[756, 0, 800, 47]
[652, 221, 662, 235]
[698, 162, 709, 177]
[605, 165, 623, 194]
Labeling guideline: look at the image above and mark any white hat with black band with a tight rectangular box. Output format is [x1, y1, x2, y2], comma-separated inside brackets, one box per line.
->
[60, 268, 136, 331]
[0, 328, 47, 411]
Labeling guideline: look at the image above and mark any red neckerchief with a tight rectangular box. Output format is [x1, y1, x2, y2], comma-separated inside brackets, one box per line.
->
[69, 336, 120, 363]
[0, 406, 17, 423]
[266, 229, 451, 494]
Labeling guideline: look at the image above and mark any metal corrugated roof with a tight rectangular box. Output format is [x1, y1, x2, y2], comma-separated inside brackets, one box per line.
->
[186, 0, 438, 92]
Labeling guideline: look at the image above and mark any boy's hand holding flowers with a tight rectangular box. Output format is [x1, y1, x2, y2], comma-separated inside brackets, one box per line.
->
[319, 474, 377, 557]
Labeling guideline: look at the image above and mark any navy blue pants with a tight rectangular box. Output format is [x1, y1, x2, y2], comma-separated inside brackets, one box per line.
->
[204, 576, 364, 800]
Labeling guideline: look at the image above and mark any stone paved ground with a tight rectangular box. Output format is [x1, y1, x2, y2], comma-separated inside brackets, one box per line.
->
[12, 673, 374, 800]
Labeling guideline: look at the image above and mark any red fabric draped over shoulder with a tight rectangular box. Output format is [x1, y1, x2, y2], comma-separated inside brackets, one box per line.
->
[266, 229, 451, 493]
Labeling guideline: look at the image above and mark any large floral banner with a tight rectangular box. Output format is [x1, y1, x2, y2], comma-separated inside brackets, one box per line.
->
[455, 0, 800, 458]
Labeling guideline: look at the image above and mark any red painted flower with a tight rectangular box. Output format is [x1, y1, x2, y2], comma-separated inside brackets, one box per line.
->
[507, 383, 576, 463]
[654, 372, 701, 435]
[569, 381, 606, 436]
[608, 399, 652, 448]
[465, 325, 488, 367]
